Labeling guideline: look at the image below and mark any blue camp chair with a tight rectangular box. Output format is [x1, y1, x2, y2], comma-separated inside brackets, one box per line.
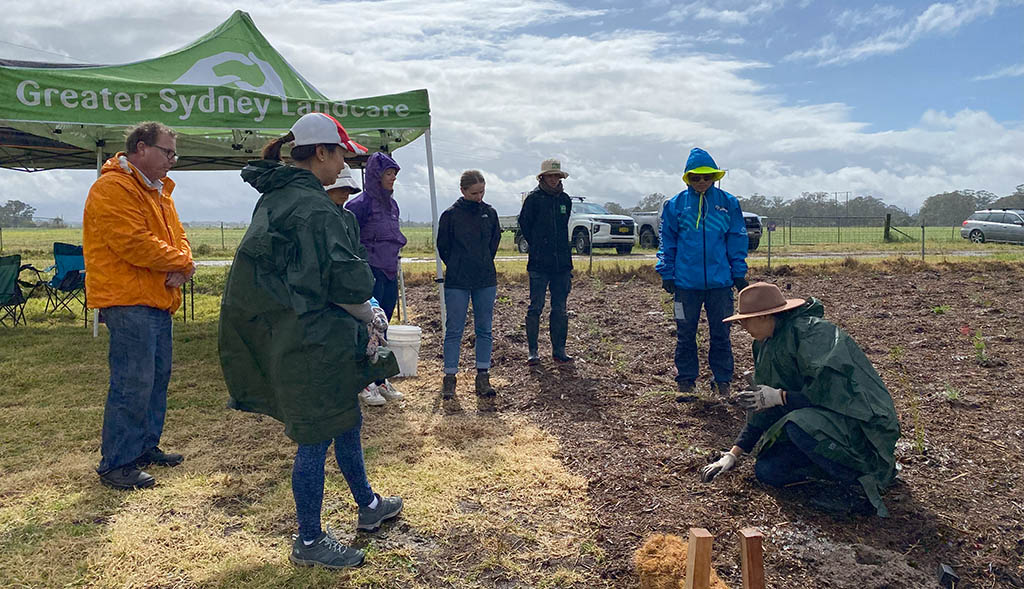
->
[0, 254, 28, 326]
[44, 242, 87, 326]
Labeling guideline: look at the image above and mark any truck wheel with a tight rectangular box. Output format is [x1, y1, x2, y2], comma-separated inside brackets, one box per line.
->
[748, 237, 760, 251]
[573, 230, 591, 254]
[616, 245, 633, 255]
[516, 236, 529, 253]
[639, 227, 657, 249]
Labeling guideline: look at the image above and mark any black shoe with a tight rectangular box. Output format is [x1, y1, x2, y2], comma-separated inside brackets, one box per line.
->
[136, 446, 184, 468]
[714, 382, 731, 397]
[441, 375, 456, 400]
[526, 354, 540, 366]
[675, 381, 697, 402]
[475, 371, 496, 397]
[100, 466, 155, 490]
[552, 353, 574, 364]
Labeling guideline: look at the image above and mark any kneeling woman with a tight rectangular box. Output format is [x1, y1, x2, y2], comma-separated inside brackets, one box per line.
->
[700, 282, 900, 517]
[219, 113, 403, 569]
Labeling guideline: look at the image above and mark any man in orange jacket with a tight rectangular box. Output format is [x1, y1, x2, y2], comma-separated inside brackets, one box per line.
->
[83, 121, 195, 490]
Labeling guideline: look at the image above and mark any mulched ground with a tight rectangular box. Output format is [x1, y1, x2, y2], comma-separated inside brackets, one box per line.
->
[404, 259, 1024, 588]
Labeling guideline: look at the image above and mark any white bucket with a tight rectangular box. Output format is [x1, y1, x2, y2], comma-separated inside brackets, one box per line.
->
[387, 325, 422, 377]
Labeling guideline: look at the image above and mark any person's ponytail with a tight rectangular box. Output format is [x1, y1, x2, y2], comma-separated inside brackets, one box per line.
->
[262, 132, 295, 161]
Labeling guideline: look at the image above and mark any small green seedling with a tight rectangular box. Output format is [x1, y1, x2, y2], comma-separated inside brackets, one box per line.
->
[931, 305, 950, 314]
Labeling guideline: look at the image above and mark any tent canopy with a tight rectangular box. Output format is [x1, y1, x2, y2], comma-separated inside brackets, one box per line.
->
[0, 10, 430, 171]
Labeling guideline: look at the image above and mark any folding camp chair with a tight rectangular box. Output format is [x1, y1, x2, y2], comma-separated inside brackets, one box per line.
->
[0, 254, 28, 326]
[44, 242, 88, 326]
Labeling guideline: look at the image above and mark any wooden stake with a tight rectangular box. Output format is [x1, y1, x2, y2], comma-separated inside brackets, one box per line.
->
[684, 527, 713, 589]
[739, 527, 765, 589]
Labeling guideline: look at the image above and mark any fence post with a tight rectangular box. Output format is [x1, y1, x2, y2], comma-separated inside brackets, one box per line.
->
[884, 214, 891, 242]
[0, 225, 3, 252]
[221, 222, 225, 250]
[766, 220, 771, 271]
[921, 225, 925, 261]
[836, 216, 841, 244]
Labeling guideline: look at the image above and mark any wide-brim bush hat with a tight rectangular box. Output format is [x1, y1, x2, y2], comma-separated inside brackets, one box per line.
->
[723, 282, 805, 322]
[290, 112, 367, 155]
[537, 158, 569, 180]
[682, 147, 725, 184]
[325, 163, 361, 193]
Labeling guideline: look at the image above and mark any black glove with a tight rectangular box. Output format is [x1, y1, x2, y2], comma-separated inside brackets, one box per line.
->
[733, 277, 749, 291]
[662, 279, 675, 294]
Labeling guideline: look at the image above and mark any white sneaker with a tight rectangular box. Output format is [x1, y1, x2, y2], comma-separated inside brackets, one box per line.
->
[378, 380, 404, 401]
[359, 385, 386, 406]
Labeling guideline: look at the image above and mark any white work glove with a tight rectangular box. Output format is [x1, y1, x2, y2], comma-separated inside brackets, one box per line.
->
[737, 385, 784, 412]
[700, 452, 737, 483]
[366, 307, 389, 363]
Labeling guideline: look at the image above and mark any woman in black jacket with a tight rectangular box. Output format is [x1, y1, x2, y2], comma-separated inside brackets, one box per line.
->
[437, 170, 501, 399]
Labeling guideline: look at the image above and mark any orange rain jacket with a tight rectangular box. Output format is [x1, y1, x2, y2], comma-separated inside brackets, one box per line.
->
[83, 153, 193, 312]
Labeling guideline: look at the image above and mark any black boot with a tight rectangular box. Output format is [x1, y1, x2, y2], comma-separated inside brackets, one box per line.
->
[525, 314, 540, 365]
[441, 375, 456, 400]
[475, 370, 496, 397]
[550, 313, 573, 363]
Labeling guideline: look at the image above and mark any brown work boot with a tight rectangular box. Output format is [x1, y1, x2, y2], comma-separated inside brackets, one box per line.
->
[475, 371, 496, 397]
[441, 375, 456, 400]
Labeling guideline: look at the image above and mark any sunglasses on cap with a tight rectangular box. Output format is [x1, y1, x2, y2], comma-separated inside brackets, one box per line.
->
[688, 173, 715, 182]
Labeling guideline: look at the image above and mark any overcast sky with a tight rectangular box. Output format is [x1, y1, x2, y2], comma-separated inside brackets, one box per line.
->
[1, 0, 1022, 223]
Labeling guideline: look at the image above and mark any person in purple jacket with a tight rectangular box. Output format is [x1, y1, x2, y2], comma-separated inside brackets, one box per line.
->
[345, 152, 408, 405]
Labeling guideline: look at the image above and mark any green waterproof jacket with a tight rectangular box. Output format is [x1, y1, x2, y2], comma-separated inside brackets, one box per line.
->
[219, 160, 399, 445]
[749, 298, 901, 517]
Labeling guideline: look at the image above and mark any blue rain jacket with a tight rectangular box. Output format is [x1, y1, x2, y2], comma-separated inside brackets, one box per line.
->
[656, 148, 747, 290]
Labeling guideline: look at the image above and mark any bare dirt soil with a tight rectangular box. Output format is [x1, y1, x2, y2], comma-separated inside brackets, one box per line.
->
[405, 260, 1024, 589]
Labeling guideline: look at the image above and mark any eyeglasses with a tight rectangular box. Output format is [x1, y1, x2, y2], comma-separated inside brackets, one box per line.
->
[689, 173, 715, 182]
[150, 144, 178, 162]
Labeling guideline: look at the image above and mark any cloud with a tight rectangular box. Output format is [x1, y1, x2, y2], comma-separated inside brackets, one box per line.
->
[834, 4, 903, 29]
[973, 63, 1024, 81]
[666, 0, 786, 26]
[787, 0, 1005, 66]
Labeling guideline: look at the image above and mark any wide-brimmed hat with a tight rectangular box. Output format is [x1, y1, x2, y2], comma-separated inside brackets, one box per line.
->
[723, 282, 805, 322]
[537, 158, 569, 180]
[325, 163, 361, 193]
[290, 112, 367, 154]
[682, 166, 725, 184]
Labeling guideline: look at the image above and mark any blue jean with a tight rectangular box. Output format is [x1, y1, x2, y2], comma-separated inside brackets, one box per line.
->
[96, 305, 173, 474]
[443, 286, 497, 374]
[754, 422, 860, 487]
[292, 416, 374, 542]
[371, 267, 399, 321]
[673, 287, 734, 385]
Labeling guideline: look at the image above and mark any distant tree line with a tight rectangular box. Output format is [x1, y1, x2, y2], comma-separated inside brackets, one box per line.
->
[610, 185, 1024, 227]
[0, 200, 66, 228]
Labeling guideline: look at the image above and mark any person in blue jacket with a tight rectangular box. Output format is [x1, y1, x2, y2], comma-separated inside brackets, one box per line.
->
[656, 148, 748, 397]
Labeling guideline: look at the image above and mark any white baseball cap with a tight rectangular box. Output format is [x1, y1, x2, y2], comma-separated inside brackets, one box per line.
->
[325, 163, 361, 193]
[289, 112, 367, 154]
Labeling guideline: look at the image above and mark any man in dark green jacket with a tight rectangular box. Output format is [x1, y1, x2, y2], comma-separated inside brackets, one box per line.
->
[700, 282, 901, 517]
[518, 158, 574, 365]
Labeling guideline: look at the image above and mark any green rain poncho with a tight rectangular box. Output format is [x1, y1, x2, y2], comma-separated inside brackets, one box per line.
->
[219, 160, 398, 445]
[749, 298, 900, 517]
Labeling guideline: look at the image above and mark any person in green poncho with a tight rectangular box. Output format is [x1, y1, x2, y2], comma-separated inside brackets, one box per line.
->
[219, 113, 403, 570]
[699, 282, 901, 517]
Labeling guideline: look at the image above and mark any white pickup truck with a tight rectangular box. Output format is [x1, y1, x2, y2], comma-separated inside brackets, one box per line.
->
[499, 197, 638, 255]
[631, 205, 762, 250]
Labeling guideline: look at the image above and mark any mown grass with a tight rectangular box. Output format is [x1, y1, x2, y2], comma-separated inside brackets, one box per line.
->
[0, 291, 601, 588]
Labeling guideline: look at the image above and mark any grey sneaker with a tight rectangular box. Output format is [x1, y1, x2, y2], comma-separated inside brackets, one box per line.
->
[289, 527, 365, 569]
[357, 493, 403, 532]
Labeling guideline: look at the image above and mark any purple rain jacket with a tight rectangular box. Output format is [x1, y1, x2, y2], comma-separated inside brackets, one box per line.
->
[345, 152, 407, 279]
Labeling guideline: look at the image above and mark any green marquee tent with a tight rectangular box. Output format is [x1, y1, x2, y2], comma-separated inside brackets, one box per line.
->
[0, 10, 447, 329]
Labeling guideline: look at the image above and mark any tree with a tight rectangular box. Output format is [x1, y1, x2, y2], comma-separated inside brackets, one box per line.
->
[991, 184, 1024, 209]
[917, 190, 987, 226]
[0, 200, 36, 227]
[603, 201, 629, 215]
[634, 192, 667, 212]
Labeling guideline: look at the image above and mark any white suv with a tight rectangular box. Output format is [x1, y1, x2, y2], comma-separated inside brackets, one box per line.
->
[568, 199, 637, 255]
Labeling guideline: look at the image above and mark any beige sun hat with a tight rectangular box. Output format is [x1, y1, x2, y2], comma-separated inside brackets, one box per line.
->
[537, 158, 569, 180]
[723, 282, 805, 322]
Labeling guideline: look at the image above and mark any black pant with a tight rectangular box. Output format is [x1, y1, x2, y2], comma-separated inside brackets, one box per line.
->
[526, 270, 571, 355]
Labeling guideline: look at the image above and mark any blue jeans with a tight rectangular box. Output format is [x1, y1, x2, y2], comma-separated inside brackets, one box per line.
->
[754, 422, 860, 487]
[371, 267, 399, 321]
[96, 305, 173, 474]
[673, 287, 734, 385]
[443, 286, 497, 374]
[292, 416, 374, 542]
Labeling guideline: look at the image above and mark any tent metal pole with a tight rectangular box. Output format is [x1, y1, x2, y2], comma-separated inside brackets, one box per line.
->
[92, 143, 103, 337]
[424, 128, 445, 328]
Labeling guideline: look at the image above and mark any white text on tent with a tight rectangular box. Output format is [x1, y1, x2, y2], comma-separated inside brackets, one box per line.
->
[159, 88, 270, 123]
[16, 80, 146, 112]
[281, 98, 410, 119]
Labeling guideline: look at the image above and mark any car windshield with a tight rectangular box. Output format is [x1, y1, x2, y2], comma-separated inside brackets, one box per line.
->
[574, 202, 611, 215]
